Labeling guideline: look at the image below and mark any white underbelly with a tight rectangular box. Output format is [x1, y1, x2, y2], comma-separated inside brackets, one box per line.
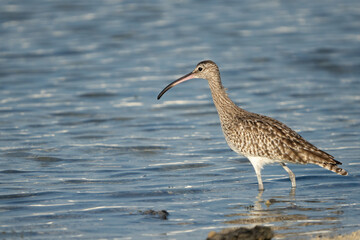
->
[246, 156, 279, 171]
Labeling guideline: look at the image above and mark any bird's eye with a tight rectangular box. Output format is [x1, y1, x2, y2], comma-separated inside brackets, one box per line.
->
[198, 67, 203, 71]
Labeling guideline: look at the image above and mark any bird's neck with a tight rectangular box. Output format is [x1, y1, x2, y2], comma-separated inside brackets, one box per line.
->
[207, 77, 244, 118]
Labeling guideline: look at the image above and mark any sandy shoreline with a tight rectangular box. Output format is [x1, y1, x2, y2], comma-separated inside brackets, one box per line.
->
[311, 230, 360, 240]
[206, 227, 360, 240]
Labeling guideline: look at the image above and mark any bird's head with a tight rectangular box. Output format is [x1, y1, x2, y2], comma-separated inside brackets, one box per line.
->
[157, 60, 220, 100]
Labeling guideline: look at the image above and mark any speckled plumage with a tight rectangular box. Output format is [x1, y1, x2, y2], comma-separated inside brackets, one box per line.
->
[157, 60, 348, 190]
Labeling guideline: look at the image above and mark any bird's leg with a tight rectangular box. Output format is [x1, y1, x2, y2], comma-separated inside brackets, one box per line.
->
[280, 163, 296, 188]
[248, 159, 265, 191]
[254, 167, 264, 191]
[289, 187, 296, 197]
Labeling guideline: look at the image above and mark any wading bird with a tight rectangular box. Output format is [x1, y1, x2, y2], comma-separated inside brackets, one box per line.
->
[157, 60, 348, 190]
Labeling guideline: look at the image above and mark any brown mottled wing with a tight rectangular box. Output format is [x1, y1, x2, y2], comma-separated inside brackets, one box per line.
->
[226, 112, 341, 166]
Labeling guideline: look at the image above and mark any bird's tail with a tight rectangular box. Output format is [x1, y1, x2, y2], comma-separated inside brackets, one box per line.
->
[318, 162, 348, 176]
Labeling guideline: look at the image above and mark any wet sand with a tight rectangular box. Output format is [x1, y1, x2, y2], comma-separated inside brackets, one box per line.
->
[311, 230, 360, 240]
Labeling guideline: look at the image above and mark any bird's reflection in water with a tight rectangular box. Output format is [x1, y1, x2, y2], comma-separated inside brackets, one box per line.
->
[225, 189, 344, 238]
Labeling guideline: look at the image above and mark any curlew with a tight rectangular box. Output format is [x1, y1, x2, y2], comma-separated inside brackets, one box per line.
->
[157, 60, 348, 190]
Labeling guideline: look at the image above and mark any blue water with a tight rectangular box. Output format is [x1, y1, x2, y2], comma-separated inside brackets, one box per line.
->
[1, 0, 360, 239]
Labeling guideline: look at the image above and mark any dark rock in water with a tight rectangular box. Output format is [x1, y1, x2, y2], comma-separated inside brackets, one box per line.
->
[139, 209, 169, 220]
[206, 225, 274, 240]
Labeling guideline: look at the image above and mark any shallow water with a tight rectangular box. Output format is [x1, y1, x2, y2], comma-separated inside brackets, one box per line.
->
[1, 0, 360, 239]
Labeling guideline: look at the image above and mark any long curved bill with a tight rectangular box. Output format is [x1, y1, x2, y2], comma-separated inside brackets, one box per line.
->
[157, 72, 195, 100]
